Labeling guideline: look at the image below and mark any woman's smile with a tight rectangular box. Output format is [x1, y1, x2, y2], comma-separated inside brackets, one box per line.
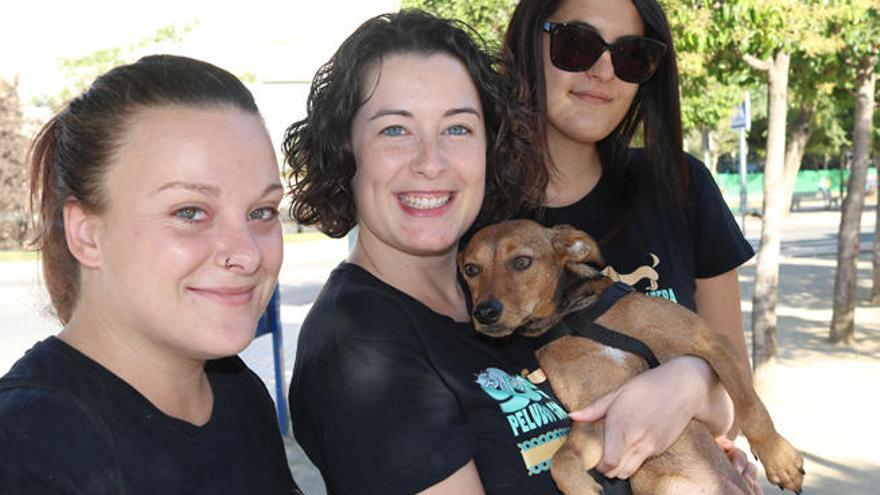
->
[397, 191, 456, 214]
[187, 285, 257, 306]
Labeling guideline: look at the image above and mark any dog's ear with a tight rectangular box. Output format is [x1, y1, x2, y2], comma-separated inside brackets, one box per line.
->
[456, 250, 468, 276]
[550, 224, 605, 267]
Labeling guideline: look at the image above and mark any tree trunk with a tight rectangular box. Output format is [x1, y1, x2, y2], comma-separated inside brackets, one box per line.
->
[750, 51, 790, 371]
[702, 128, 718, 174]
[873, 190, 880, 304]
[781, 102, 815, 214]
[0, 78, 30, 250]
[830, 63, 875, 343]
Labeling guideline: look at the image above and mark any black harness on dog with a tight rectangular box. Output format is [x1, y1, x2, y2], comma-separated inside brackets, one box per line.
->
[545, 281, 661, 369]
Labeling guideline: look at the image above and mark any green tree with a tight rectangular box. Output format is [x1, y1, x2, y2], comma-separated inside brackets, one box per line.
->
[663, 1, 748, 172]
[701, 0, 841, 371]
[401, 0, 517, 47]
[830, 0, 879, 342]
[36, 22, 196, 110]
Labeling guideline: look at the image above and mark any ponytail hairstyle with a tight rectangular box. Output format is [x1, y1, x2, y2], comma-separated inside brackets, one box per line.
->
[29, 54, 259, 323]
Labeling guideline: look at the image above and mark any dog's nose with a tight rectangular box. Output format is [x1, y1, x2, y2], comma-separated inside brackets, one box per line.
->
[474, 300, 503, 325]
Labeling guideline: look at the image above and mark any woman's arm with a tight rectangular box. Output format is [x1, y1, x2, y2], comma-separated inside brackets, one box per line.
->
[694, 268, 752, 438]
[697, 268, 765, 493]
[418, 461, 486, 495]
[568, 268, 753, 481]
[569, 355, 733, 479]
[694, 268, 752, 383]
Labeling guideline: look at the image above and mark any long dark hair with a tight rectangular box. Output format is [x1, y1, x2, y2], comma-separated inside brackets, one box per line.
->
[503, 0, 687, 215]
[29, 54, 259, 323]
[283, 9, 544, 238]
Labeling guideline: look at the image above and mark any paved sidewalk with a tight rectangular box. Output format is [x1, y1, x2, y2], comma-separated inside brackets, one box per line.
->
[736, 243, 880, 494]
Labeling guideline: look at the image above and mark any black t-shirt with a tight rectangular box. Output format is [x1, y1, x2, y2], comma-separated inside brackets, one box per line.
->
[290, 263, 632, 495]
[0, 337, 300, 495]
[537, 151, 754, 311]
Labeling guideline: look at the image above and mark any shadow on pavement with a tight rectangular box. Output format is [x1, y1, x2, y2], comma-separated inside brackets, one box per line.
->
[738, 253, 880, 362]
[756, 451, 880, 495]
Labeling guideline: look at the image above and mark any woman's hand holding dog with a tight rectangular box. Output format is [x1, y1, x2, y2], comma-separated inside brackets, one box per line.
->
[716, 436, 765, 495]
[568, 355, 734, 480]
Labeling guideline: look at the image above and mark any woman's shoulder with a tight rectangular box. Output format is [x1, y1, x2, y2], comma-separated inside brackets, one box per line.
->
[1, 376, 80, 420]
[627, 149, 711, 187]
[0, 379, 108, 435]
[681, 152, 718, 193]
[0, 368, 122, 493]
[1, 338, 119, 443]
[2, 337, 77, 387]
[304, 262, 426, 339]
[293, 263, 458, 394]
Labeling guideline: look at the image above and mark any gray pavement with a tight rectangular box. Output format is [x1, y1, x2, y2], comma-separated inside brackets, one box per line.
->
[1, 203, 878, 494]
[737, 207, 880, 495]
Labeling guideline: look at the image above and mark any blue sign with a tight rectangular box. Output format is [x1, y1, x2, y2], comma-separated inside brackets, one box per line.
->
[731, 93, 751, 131]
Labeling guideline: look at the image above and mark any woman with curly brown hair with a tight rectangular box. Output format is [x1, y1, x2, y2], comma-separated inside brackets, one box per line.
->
[283, 10, 576, 495]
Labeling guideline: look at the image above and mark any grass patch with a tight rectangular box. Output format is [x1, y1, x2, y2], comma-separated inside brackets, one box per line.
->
[0, 250, 38, 262]
[0, 232, 330, 261]
[283, 231, 332, 243]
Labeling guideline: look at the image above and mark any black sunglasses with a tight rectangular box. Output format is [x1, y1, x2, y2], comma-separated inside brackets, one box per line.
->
[543, 21, 668, 83]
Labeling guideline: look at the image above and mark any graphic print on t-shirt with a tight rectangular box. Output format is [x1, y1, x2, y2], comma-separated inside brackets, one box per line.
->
[602, 252, 678, 304]
[475, 367, 570, 475]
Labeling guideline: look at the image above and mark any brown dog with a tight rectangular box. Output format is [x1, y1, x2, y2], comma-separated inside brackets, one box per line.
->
[458, 219, 804, 495]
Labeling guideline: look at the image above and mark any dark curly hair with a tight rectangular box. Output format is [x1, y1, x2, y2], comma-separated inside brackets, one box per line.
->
[29, 54, 259, 323]
[503, 0, 687, 213]
[283, 9, 544, 238]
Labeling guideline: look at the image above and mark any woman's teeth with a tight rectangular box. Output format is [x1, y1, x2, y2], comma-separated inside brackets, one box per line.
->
[399, 194, 450, 209]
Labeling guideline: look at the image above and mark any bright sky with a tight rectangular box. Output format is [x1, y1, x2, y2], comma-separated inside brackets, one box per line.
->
[1, 0, 400, 104]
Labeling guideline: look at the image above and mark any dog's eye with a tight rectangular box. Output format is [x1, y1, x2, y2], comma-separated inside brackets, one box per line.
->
[510, 256, 532, 271]
[463, 263, 482, 277]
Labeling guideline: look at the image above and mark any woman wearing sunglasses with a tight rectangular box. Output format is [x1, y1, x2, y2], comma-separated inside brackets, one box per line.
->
[504, 0, 761, 493]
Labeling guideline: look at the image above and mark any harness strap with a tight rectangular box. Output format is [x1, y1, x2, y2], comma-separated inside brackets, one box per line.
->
[560, 282, 661, 369]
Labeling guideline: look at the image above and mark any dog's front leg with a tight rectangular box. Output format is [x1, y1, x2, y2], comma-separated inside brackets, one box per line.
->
[677, 326, 805, 493]
[551, 421, 604, 495]
[537, 337, 637, 494]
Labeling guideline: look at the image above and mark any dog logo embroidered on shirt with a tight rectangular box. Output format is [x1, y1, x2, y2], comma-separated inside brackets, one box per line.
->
[602, 253, 660, 290]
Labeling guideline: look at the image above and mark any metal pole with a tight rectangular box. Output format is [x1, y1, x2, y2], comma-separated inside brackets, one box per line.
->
[739, 127, 748, 234]
[348, 225, 358, 252]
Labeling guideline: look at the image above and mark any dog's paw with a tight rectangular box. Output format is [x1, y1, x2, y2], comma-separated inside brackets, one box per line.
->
[752, 435, 804, 493]
[552, 477, 603, 495]
[550, 449, 603, 495]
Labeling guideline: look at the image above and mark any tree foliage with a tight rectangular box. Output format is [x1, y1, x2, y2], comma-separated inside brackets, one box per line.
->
[662, 1, 746, 136]
[36, 22, 196, 110]
[664, 0, 857, 369]
[401, 0, 517, 47]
